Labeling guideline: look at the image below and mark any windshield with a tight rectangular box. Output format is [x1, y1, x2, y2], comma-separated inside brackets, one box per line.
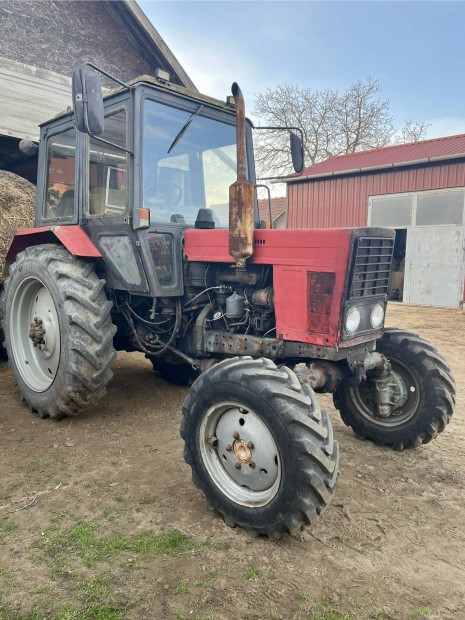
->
[142, 99, 238, 226]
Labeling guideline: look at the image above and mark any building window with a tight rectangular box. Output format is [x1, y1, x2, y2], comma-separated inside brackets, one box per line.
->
[370, 194, 413, 227]
[369, 188, 465, 228]
[416, 190, 464, 226]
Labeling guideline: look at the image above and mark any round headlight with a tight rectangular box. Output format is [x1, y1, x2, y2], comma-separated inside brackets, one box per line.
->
[370, 303, 385, 329]
[345, 306, 361, 334]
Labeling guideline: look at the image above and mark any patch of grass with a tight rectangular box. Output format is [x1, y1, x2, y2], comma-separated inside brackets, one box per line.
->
[136, 493, 155, 505]
[408, 607, 430, 620]
[42, 521, 202, 567]
[370, 610, 396, 620]
[297, 590, 310, 601]
[0, 568, 131, 620]
[244, 566, 264, 581]
[0, 517, 18, 534]
[171, 579, 188, 595]
[310, 598, 354, 620]
[101, 506, 129, 521]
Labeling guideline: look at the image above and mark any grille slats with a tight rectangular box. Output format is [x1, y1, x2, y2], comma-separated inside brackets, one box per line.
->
[349, 237, 394, 298]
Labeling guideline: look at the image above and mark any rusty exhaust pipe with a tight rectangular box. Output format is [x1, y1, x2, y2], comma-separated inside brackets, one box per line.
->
[229, 82, 254, 270]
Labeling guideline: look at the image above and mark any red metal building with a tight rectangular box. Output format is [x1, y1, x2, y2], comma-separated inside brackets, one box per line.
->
[286, 134, 465, 308]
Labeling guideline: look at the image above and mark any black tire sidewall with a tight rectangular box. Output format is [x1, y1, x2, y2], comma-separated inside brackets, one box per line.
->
[184, 378, 302, 532]
[5, 254, 73, 412]
[337, 331, 448, 445]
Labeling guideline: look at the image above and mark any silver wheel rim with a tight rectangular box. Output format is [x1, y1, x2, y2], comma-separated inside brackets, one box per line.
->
[10, 276, 61, 392]
[199, 401, 281, 508]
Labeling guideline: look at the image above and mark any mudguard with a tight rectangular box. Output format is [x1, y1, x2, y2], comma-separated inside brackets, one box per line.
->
[6, 225, 101, 259]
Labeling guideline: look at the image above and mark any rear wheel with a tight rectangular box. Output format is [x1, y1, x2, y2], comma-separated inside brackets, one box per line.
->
[333, 329, 455, 449]
[181, 357, 339, 538]
[3, 244, 116, 418]
[147, 355, 199, 386]
[0, 296, 6, 360]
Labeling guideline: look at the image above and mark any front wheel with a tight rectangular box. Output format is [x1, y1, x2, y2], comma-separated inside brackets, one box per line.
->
[333, 329, 455, 449]
[181, 357, 339, 538]
[2, 244, 116, 418]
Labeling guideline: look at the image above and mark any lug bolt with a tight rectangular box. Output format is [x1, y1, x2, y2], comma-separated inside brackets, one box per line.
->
[247, 441, 254, 450]
[225, 444, 232, 452]
[249, 461, 256, 468]
[233, 431, 240, 440]
[235, 462, 241, 470]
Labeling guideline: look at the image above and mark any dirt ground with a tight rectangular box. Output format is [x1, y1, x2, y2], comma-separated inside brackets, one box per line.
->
[0, 304, 464, 620]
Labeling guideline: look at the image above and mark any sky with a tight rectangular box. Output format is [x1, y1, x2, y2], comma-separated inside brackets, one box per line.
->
[138, 0, 465, 139]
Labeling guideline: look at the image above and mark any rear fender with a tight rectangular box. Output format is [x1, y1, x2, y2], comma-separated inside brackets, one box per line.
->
[6, 226, 101, 260]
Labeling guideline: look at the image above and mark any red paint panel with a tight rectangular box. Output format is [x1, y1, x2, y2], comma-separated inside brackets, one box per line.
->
[184, 227, 352, 266]
[7, 226, 101, 259]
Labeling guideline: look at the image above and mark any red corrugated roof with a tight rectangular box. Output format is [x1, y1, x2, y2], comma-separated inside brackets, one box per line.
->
[289, 133, 465, 181]
[258, 196, 286, 221]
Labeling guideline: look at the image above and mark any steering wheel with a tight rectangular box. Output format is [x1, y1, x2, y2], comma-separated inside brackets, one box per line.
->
[144, 182, 182, 208]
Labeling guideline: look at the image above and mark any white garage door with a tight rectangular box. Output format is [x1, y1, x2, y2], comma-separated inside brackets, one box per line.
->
[405, 225, 464, 308]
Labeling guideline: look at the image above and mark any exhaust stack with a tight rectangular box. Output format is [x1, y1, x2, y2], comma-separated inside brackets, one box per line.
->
[229, 82, 254, 270]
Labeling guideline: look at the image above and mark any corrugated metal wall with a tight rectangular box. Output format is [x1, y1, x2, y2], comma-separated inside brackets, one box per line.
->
[287, 160, 465, 228]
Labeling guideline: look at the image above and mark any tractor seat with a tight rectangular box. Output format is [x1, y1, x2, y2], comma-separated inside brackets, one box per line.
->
[55, 189, 74, 218]
[89, 187, 126, 216]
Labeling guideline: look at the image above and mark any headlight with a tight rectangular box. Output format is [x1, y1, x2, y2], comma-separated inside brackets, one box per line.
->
[345, 306, 361, 334]
[370, 303, 385, 329]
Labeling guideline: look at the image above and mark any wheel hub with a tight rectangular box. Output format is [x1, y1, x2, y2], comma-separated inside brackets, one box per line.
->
[29, 317, 46, 349]
[233, 438, 253, 464]
[372, 368, 409, 418]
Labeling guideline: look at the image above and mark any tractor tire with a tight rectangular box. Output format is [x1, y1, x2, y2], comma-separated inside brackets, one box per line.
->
[333, 328, 455, 450]
[181, 356, 339, 539]
[147, 355, 198, 386]
[2, 244, 116, 418]
[0, 291, 6, 360]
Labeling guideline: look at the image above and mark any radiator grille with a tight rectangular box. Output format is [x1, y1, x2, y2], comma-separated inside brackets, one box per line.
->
[349, 237, 394, 299]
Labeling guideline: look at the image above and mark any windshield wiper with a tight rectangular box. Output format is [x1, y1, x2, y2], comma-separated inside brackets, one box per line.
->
[167, 105, 204, 154]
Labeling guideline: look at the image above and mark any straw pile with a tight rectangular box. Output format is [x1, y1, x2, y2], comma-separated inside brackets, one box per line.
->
[0, 171, 36, 282]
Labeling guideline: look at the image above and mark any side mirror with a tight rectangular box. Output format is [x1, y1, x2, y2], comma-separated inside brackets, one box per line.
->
[290, 132, 304, 174]
[72, 67, 104, 135]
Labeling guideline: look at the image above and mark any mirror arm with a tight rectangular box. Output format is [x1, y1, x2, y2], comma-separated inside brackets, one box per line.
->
[85, 62, 129, 89]
[252, 124, 304, 143]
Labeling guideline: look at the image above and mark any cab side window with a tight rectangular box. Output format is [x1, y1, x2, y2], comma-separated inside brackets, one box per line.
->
[88, 108, 127, 217]
[44, 127, 76, 221]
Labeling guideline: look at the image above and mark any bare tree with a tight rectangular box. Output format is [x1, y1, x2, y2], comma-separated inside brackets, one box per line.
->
[253, 78, 429, 178]
[396, 119, 432, 144]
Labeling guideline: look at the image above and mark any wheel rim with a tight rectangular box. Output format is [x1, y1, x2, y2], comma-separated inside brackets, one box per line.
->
[350, 358, 420, 427]
[10, 276, 61, 392]
[199, 401, 281, 508]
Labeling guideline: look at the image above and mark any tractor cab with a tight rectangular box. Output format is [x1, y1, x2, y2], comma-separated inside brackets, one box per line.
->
[33, 70, 260, 297]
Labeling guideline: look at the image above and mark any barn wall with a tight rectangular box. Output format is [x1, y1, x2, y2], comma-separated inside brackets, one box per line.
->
[0, 0, 162, 85]
[287, 160, 465, 228]
[0, 58, 73, 141]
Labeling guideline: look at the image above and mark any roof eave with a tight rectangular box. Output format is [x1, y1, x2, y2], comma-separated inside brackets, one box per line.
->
[286, 151, 465, 183]
[116, 0, 197, 91]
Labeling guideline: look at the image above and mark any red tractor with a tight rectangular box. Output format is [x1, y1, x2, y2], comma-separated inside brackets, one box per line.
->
[1, 66, 455, 538]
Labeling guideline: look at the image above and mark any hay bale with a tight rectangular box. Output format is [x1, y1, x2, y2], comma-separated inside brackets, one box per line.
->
[0, 171, 36, 281]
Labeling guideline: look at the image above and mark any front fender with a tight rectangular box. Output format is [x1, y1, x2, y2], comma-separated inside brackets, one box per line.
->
[6, 225, 101, 260]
